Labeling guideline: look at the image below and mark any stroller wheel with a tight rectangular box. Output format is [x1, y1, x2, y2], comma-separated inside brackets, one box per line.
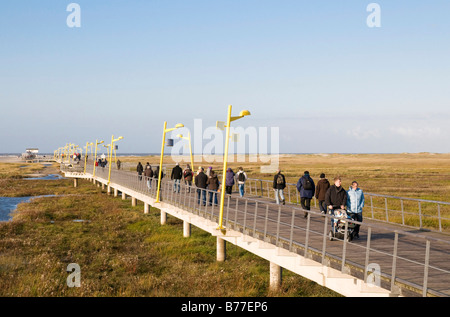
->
[328, 230, 334, 241]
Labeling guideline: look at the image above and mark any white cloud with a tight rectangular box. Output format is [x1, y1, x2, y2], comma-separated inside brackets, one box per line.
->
[346, 126, 381, 140]
[389, 126, 442, 138]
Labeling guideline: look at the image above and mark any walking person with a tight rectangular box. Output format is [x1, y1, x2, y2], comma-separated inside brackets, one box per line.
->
[137, 162, 144, 181]
[195, 167, 208, 206]
[347, 181, 365, 239]
[183, 164, 193, 193]
[235, 167, 248, 197]
[325, 176, 348, 228]
[273, 169, 286, 205]
[315, 173, 330, 214]
[206, 170, 219, 206]
[296, 171, 315, 217]
[143, 164, 153, 190]
[225, 168, 235, 195]
[171, 163, 183, 193]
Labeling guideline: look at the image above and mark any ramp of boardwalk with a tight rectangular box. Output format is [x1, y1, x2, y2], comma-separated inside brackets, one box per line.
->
[61, 162, 450, 297]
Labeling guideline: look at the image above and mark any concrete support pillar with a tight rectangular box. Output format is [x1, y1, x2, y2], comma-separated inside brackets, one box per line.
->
[122, 192, 126, 200]
[107, 185, 111, 195]
[73, 178, 78, 188]
[183, 221, 191, 237]
[269, 262, 282, 291]
[102, 183, 105, 190]
[216, 237, 226, 262]
[161, 211, 167, 225]
[114, 188, 118, 197]
[144, 203, 149, 214]
[131, 197, 137, 207]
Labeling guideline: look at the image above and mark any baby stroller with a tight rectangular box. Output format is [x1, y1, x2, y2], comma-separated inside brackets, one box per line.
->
[328, 209, 356, 242]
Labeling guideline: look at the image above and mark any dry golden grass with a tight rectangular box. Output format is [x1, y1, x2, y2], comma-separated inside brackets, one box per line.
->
[118, 153, 450, 201]
[0, 162, 340, 297]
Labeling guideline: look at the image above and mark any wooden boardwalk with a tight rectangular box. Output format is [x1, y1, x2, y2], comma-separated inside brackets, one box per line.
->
[65, 163, 450, 297]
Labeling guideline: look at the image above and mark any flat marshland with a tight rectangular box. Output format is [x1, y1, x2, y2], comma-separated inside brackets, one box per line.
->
[0, 153, 449, 296]
[0, 161, 339, 297]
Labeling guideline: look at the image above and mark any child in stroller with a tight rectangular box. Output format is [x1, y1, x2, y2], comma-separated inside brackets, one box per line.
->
[328, 209, 356, 242]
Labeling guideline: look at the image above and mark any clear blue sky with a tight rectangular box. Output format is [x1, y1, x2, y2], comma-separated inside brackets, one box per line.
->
[1, 1, 449, 154]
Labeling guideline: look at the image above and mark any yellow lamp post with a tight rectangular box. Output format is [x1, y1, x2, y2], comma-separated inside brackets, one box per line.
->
[83, 142, 94, 174]
[176, 132, 194, 173]
[107, 135, 123, 185]
[103, 144, 110, 159]
[155, 122, 184, 203]
[92, 139, 104, 177]
[65, 143, 70, 163]
[217, 105, 251, 230]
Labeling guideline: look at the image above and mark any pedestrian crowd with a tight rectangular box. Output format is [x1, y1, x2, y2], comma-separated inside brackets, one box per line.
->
[136, 162, 365, 239]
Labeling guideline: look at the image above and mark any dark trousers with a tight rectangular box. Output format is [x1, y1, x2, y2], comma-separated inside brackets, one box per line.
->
[225, 186, 233, 195]
[301, 197, 311, 210]
[318, 200, 326, 213]
[209, 190, 218, 206]
[301, 197, 311, 217]
[349, 212, 362, 234]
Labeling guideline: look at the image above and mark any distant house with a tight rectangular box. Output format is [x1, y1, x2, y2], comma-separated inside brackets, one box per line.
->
[22, 148, 39, 159]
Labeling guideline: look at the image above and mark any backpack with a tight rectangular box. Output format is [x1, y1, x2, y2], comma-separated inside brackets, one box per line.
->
[276, 174, 284, 185]
[238, 172, 245, 182]
[303, 177, 312, 190]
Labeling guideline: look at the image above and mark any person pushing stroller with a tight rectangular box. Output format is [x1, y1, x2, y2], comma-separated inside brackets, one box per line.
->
[325, 176, 349, 236]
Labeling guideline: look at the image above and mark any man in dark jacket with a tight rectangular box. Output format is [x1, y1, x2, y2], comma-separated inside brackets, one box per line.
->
[296, 171, 315, 217]
[325, 176, 348, 227]
[325, 176, 347, 210]
[273, 169, 286, 205]
[315, 173, 330, 214]
[137, 162, 144, 181]
[171, 163, 183, 193]
[195, 167, 208, 206]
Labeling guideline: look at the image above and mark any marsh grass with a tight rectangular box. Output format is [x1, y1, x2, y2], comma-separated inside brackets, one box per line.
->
[0, 164, 339, 297]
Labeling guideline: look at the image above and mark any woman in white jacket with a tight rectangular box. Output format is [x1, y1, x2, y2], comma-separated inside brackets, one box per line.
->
[347, 181, 364, 239]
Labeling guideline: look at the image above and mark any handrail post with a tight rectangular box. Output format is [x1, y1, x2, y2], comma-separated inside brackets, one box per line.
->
[304, 212, 311, 258]
[364, 227, 372, 283]
[321, 214, 328, 265]
[391, 231, 399, 294]
[341, 221, 349, 272]
[289, 208, 296, 252]
[423, 240, 430, 297]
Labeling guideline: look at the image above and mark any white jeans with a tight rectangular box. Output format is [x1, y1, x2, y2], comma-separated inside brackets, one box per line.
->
[275, 189, 285, 204]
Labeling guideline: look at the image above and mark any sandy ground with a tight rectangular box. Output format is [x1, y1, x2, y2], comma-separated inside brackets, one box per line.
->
[0, 156, 22, 163]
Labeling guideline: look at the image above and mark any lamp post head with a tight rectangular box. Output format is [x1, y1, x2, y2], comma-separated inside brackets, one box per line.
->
[239, 110, 251, 117]
[175, 123, 184, 129]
